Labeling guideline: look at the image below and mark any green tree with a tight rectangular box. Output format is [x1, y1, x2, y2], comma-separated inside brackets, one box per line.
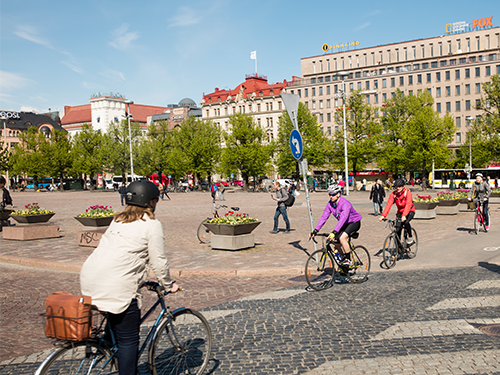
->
[332, 90, 382, 189]
[220, 113, 273, 190]
[45, 129, 72, 191]
[102, 120, 142, 179]
[275, 102, 330, 177]
[0, 143, 10, 174]
[71, 124, 104, 190]
[11, 127, 49, 189]
[135, 120, 173, 178]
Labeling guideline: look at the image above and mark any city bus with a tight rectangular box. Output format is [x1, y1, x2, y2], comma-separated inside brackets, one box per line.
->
[431, 166, 500, 189]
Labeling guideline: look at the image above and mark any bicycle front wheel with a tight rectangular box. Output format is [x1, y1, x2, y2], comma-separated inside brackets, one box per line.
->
[305, 249, 336, 291]
[346, 245, 371, 283]
[150, 308, 212, 375]
[406, 229, 418, 259]
[382, 234, 398, 269]
[35, 339, 116, 375]
[473, 210, 478, 235]
[197, 220, 211, 243]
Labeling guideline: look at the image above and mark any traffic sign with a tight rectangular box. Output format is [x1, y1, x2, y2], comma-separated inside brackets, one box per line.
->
[290, 129, 303, 160]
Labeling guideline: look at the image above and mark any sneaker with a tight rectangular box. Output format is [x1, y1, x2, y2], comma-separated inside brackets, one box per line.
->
[269, 230, 278, 234]
[485, 226, 489, 232]
[406, 237, 415, 246]
[341, 257, 353, 267]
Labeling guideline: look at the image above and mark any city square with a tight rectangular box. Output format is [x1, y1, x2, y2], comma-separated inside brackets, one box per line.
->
[1, 188, 499, 374]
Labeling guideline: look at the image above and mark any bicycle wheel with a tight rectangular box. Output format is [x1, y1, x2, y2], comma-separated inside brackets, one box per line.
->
[35, 339, 116, 375]
[150, 308, 212, 375]
[346, 245, 371, 283]
[382, 234, 398, 269]
[305, 249, 336, 291]
[197, 220, 211, 243]
[406, 229, 418, 259]
[473, 209, 478, 235]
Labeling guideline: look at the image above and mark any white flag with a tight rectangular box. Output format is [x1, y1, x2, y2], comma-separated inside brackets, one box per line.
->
[250, 50, 256, 60]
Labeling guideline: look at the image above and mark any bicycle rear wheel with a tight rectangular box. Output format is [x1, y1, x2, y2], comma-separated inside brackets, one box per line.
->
[149, 308, 212, 375]
[305, 249, 336, 291]
[406, 229, 418, 259]
[197, 219, 211, 243]
[35, 339, 116, 375]
[382, 234, 398, 269]
[473, 210, 478, 235]
[346, 245, 371, 283]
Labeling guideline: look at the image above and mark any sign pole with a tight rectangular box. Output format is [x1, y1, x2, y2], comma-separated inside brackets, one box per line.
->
[281, 93, 317, 252]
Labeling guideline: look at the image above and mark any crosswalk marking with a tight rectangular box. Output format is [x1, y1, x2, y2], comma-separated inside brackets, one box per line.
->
[466, 280, 500, 289]
[304, 349, 500, 375]
[370, 318, 500, 340]
[426, 295, 500, 310]
[239, 289, 305, 301]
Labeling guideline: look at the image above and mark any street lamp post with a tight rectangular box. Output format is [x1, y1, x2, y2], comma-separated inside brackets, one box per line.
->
[124, 100, 135, 182]
[337, 71, 350, 195]
[1, 117, 9, 190]
[466, 116, 474, 173]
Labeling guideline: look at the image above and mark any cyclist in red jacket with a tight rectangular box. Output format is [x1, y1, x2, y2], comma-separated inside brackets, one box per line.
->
[379, 179, 416, 245]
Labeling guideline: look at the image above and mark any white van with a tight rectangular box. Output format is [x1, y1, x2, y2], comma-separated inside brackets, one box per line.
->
[104, 179, 114, 190]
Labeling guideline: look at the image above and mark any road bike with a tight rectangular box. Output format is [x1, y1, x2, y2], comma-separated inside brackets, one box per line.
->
[472, 198, 488, 234]
[381, 218, 418, 269]
[197, 202, 240, 244]
[305, 233, 371, 291]
[35, 281, 212, 375]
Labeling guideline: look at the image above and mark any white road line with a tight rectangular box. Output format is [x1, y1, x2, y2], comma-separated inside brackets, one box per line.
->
[467, 280, 500, 289]
[370, 318, 500, 340]
[304, 349, 500, 375]
[426, 295, 500, 310]
[239, 289, 306, 301]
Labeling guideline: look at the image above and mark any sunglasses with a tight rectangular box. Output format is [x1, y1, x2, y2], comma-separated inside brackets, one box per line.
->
[328, 193, 338, 196]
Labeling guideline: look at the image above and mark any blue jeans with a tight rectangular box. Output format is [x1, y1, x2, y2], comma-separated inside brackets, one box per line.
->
[120, 194, 125, 206]
[273, 206, 290, 232]
[373, 200, 383, 215]
[218, 191, 225, 201]
[108, 299, 140, 375]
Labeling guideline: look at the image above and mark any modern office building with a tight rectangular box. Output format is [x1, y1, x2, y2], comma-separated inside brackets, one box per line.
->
[286, 24, 500, 152]
[201, 73, 297, 142]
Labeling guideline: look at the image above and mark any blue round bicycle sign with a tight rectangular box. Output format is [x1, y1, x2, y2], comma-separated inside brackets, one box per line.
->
[289, 129, 303, 160]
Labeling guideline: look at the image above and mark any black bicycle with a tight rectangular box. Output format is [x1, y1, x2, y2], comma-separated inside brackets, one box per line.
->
[305, 233, 371, 291]
[382, 218, 418, 269]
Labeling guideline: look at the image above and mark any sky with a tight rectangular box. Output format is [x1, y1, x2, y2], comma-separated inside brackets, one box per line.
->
[0, 0, 498, 115]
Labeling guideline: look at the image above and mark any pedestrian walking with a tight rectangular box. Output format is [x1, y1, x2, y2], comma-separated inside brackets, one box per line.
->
[362, 178, 367, 191]
[338, 179, 346, 195]
[369, 178, 386, 215]
[218, 182, 226, 201]
[118, 182, 126, 206]
[0, 176, 13, 209]
[81, 180, 179, 375]
[210, 182, 218, 201]
[270, 181, 291, 234]
[159, 182, 165, 201]
[495, 176, 499, 189]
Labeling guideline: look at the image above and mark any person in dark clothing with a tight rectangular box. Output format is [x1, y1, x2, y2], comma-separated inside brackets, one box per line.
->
[118, 182, 127, 206]
[0, 176, 13, 209]
[369, 178, 386, 215]
[270, 181, 291, 234]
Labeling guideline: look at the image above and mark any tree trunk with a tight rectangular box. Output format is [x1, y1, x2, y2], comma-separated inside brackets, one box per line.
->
[89, 173, 95, 191]
[421, 160, 428, 191]
[242, 171, 249, 191]
[58, 172, 64, 191]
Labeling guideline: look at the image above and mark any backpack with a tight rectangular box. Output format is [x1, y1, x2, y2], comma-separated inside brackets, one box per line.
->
[283, 188, 295, 207]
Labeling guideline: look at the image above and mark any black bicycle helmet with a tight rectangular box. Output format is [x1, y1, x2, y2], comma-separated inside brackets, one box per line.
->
[394, 179, 405, 187]
[125, 180, 160, 208]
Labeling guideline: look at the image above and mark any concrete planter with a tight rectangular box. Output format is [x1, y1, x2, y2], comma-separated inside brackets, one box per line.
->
[436, 199, 460, 215]
[414, 202, 438, 220]
[457, 198, 471, 211]
[75, 216, 114, 227]
[10, 213, 55, 224]
[203, 221, 261, 250]
[203, 221, 261, 236]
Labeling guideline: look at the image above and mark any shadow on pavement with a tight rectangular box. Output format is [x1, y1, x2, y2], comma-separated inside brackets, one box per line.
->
[478, 261, 500, 275]
[288, 240, 311, 257]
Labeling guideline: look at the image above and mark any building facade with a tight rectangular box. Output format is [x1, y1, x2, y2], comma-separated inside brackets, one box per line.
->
[286, 25, 500, 151]
[61, 93, 168, 135]
[147, 98, 202, 130]
[201, 74, 296, 142]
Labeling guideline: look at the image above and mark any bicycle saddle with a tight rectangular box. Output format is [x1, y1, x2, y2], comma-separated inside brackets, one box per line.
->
[350, 232, 359, 239]
[231, 207, 240, 211]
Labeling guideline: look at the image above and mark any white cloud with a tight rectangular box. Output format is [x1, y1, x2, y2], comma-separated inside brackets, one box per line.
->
[355, 22, 370, 31]
[168, 6, 201, 28]
[20, 105, 42, 113]
[100, 67, 125, 82]
[0, 71, 33, 91]
[109, 23, 139, 50]
[14, 25, 54, 49]
[82, 81, 103, 90]
[61, 60, 84, 75]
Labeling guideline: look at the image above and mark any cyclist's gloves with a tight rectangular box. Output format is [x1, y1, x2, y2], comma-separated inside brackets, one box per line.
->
[310, 228, 318, 237]
[328, 230, 339, 241]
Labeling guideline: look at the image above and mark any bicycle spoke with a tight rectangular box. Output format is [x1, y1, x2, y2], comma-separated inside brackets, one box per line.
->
[382, 235, 398, 269]
[346, 246, 371, 283]
[305, 249, 335, 291]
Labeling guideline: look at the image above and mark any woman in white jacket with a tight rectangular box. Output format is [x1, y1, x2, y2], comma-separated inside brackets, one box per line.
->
[81, 180, 179, 375]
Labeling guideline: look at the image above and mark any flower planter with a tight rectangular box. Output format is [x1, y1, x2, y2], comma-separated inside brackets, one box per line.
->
[203, 221, 261, 236]
[413, 202, 438, 220]
[10, 213, 55, 224]
[75, 216, 114, 227]
[457, 197, 470, 211]
[436, 199, 460, 215]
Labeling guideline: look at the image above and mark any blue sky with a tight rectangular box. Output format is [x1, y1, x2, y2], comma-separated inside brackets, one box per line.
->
[0, 0, 498, 114]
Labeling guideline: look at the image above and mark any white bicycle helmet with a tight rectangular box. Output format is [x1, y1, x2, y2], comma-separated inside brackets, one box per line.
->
[327, 184, 342, 195]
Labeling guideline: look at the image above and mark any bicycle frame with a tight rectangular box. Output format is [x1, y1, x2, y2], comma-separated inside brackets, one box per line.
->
[475, 199, 485, 225]
[385, 219, 406, 250]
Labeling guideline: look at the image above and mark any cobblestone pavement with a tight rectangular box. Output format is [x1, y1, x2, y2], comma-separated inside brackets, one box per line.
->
[1, 265, 499, 374]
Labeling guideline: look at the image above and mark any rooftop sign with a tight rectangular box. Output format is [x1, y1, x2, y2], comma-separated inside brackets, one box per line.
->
[322, 41, 360, 53]
[446, 16, 493, 34]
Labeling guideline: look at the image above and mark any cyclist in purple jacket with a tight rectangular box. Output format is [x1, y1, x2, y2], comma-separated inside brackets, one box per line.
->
[309, 184, 362, 266]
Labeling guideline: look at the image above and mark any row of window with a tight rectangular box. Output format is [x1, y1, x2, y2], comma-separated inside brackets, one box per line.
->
[205, 101, 283, 117]
[0, 129, 21, 137]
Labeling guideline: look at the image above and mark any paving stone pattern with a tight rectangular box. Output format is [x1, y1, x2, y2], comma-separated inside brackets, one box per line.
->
[2, 265, 499, 374]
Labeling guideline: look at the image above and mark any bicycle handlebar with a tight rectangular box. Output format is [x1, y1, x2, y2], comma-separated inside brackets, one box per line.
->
[311, 233, 337, 245]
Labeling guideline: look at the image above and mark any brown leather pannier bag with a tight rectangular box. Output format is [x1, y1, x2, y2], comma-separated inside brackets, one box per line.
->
[45, 291, 92, 341]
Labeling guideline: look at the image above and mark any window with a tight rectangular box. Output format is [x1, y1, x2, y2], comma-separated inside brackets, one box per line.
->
[456, 101, 461, 111]
[456, 85, 460, 95]
[319, 87, 323, 95]
[400, 76, 404, 86]
[436, 87, 441, 97]
[327, 99, 331, 108]
[350, 83, 354, 90]
[437, 103, 441, 112]
[456, 117, 461, 128]
[391, 78, 395, 87]
[320, 113, 324, 122]
[374, 94, 379, 103]
[312, 101, 316, 109]
[305, 88, 308, 97]
[374, 80, 378, 89]
[446, 102, 451, 112]
[445, 71, 450, 80]
[327, 126, 331, 135]
[476, 83, 481, 93]
[441, 60, 447, 67]
[326, 86, 330, 94]
[455, 70, 460, 79]
[465, 84, 470, 94]
[475, 67, 480, 77]
[327, 113, 331, 122]
[319, 100, 323, 109]
[311, 78, 316, 84]
[382, 79, 387, 88]
[383, 93, 387, 101]
[355, 71, 361, 78]
[436, 72, 441, 82]
[298, 89, 301, 98]
[409, 75, 413, 85]
[498, 65, 500, 74]
[456, 132, 461, 143]
[366, 95, 370, 104]
[417, 74, 422, 84]
[312, 88, 316, 96]
[469, 56, 476, 62]
[334, 85, 338, 93]
[431, 61, 438, 68]
[426, 73, 431, 83]
[486, 66, 491, 76]
[446, 86, 451, 96]
[476, 99, 481, 108]
[358, 82, 362, 89]
[466, 100, 471, 110]
[366, 81, 370, 90]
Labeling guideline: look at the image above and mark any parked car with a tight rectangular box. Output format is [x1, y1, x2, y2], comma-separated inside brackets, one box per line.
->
[104, 179, 114, 190]
[215, 181, 229, 187]
[233, 180, 244, 187]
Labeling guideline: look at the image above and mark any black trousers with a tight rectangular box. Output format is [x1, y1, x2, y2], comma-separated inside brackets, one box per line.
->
[395, 211, 415, 241]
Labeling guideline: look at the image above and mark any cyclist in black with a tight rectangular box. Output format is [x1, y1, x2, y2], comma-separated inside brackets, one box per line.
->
[468, 173, 491, 231]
